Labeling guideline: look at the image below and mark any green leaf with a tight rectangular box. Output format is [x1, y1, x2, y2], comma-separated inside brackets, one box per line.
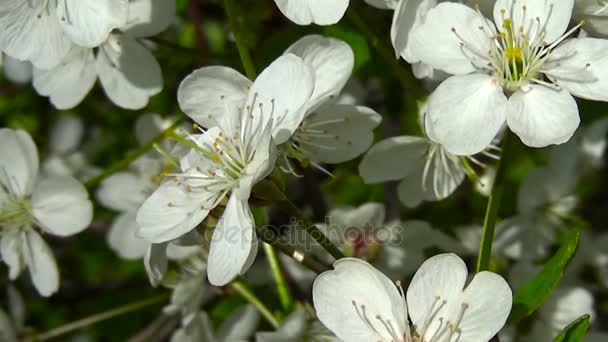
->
[509, 229, 580, 324]
[553, 314, 591, 342]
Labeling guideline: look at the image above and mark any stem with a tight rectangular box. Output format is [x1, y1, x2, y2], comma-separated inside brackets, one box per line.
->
[347, 6, 425, 100]
[263, 242, 293, 311]
[230, 279, 280, 329]
[222, 0, 257, 79]
[476, 132, 513, 272]
[84, 118, 186, 189]
[27, 294, 168, 341]
[277, 199, 345, 260]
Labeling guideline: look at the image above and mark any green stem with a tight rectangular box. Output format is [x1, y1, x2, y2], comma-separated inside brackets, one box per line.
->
[476, 132, 513, 272]
[257, 225, 330, 274]
[263, 242, 293, 311]
[222, 0, 257, 79]
[231, 279, 280, 329]
[347, 6, 425, 100]
[84, 118, 186, 189]
[278, 199, 345, 260]
[27, 294, 168, 342]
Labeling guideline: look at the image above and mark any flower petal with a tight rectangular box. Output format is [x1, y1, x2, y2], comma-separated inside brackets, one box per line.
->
[359, 136, 429, 183]
[0, 0, 73, 69]
[0, 128, 38, 196]
[274, 0, 349, 25]
[96, 171, 151, 212]
[506, 85, 579, 148]
[409, 2, 495, 75]
[108, 211, 149, 260]
[33, 47, 97, 110]
[493, 0, 574, 44]
[545, 38, 608, 102]
[312, 258, 407, 342]
[177, 66, 251, 127]
[31, 176, 93, 237]
[454, 271, 512, 341]
[49, 115, 84, 155]
[0, 230, 24, 280]
[123, 0, 175, 38]
[96, 34, 162, 110]
[425, 74, 507, 155]
[136, 180, 211, 243]
[300, 104, 381, 164]
[217, 305, 260, 341]
[23, 230, 59, 297]
[391, 0, 436, 60]
[247, 54, 315, 144]
[57, 0, 128, 47]
[144, 243, 167, 286]
[406, 253, 467, 336]
[207, 196, 257, 286]
[284, 35, 354, 110]
[2, 54, 32, 85]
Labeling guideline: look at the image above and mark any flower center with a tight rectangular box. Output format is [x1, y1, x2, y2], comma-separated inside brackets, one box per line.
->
[452, 4, 585, 92]
[414, 295, 469, 342]
[0, 195, 33, 231]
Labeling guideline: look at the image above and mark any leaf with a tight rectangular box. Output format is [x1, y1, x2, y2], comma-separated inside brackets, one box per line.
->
[553, 314, 590, 342]
[509, 229, 580, 324]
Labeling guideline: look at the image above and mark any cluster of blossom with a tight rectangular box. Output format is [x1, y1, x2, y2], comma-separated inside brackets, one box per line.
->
[1, 0, 608, 341]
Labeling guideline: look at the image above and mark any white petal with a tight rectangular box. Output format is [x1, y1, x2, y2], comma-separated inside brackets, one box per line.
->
[301, 104, 381, 164]
[1, 231, 24, 280]
[359, 136, 429, 183]
[33, 46, 97, 110]
[312, 258, 407, 342]
[217, 305, 260, 341]
[256, 308, 307, 340]
[2, 54, 32, 84]
[96, 34, 162, 110]
[493, 0, 574, 44]
[49, 115, 84, 155]
[397, 173, 435, 208]
[506, 85, 579, 148]
[409, 2, 494, 75]
[57, 0, 128, 47]
[107, 211, 149, 260]
[0, 128, 38, 196]
[274, 0, 349, 25]
[136, 180, 211, 243]
[284, 35, 354, 110]
[545, 38, 608, 102]
[390, 0, 436, 60]
[31, 176, 93, 236]
[123, 0, 175, 37]
[0, 308, 17, 342]
[406, 253, 467, 336]
[144, 243, 167, 286]
[453, 271, 512, 341]
[247, 54, 315, 144]
[0, 0, 73, 69]
[207, 196, 257, 286]
[96, 171, 150, 212]
[23, 230, 59, 297]
[135, 113, 171, 145]
[177, 66, 251, 127]
[364, 0, 399, 9]
[425, 74, 507, 155]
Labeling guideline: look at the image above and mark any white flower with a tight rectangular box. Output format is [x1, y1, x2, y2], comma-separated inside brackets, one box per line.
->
[139, 54, 315, 285]
[274, 0, 349, 25]
[0, 286, 25, 342]
[31, 0, 173, 110]
[42, 115, 100, 181]
[256, 308, 339, 342]
[280, 35, 382, 172]
[359, 132, 485, 207]
[409, 0, 608, 155]
[0, 0, 128, 69]
[313, 254, 512, 342]
[0, 53, 32, 85]
[0, 128, 93, 296]
[171, 305, 259, 342]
